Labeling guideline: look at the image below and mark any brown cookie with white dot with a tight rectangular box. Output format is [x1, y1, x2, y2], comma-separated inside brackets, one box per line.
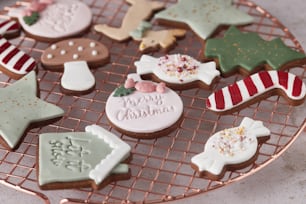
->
[41, 38, 110, 95]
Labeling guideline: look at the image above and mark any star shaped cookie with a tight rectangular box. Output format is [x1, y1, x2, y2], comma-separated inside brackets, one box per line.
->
[0, 71, 64, 150]
[154, 0, 253, 40]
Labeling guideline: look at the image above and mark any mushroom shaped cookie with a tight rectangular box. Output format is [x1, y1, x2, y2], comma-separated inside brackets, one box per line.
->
[41, 38, 109, 95]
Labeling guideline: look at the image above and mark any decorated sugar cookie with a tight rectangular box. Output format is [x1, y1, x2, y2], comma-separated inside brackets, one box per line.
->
[135, 54, 219, 90]
[38, 125, 131, 190]
[0, 35, 36, 79]
[41, 38, 110, 95]
[94, 0, 164, 42]
[206, 71, 306, 114]
[105, 74, 184, 139]
[7, 0, 92, 42]
[191, 117, 270, 180]
[0, 19, 20, 38]
[204, 26, 306, 76]
[154, 0, 253, 40]
[0, 71, 64, 150]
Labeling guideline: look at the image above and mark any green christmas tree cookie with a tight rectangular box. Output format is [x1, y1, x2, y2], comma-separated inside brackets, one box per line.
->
[204, 26, 306, 76]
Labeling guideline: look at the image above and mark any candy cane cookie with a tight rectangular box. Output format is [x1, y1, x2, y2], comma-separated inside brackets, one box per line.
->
[206, 71, 306, 114]
[0, 19, 20, 38]
[0, 35, 36, 79]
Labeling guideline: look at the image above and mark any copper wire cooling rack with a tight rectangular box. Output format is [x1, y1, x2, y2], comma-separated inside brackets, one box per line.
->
[0, 0, 305, 203]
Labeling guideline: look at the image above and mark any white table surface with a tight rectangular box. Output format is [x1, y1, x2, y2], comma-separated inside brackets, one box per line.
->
[0, 0, 305, 203]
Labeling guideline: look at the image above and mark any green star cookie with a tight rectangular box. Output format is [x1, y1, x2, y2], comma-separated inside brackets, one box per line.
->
[0, 71, 64, 150]
[154, 0, 253, 40]
[204, 26, 306, 76]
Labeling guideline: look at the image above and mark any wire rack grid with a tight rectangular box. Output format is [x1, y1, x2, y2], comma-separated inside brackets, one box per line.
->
[0, 0, 305, 203]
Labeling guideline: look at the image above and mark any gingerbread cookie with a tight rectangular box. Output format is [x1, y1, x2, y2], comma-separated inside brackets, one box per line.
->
[135, 54, 219, 90]
[191, 117, 270, 180]
[154, 0, 253, 40]
[41, 38, 110, 95]
[105, 74, 184, 139]
[204, 26, 306, 76]
[0, 35, 36, 79]
[0, 71, 64, 150]
[129, 21, 186, 52]
[38, 125, 131, 190]
[7, 0, 92, 42]
[94, 0, 164, 42]
[0, 19, 20, 38]
[206, 71, 306, 114]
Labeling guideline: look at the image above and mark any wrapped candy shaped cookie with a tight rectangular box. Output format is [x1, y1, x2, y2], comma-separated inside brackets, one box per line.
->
[135, 54, 219, 90]
[191, 117, 270, 180]
[41, 38, 109, 95]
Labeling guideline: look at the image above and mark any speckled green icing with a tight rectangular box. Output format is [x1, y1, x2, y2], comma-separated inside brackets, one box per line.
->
[38, 125, 130, 186]
[205, 26, 306, 75]
[0, 71, 64, 149]
[154, 0, 253, 40]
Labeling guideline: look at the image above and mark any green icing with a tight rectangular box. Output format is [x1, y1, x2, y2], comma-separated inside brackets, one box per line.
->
[0, 71, 64, 149]
[23, 12, 40, 26]
[154, 0, 253, 40]
[113, 85, 136, 97]
[129, 21, 152, 39]
[38, 131, 128, 186]
[205, 26, 306, 75]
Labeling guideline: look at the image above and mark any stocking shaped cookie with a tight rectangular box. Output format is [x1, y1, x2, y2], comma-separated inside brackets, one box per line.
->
[0, 18, 20, 38]
[38, 125, 131, 190]
[191, 117, 270, 180]
[7, 0, 92, 42]
[41, 38, 109, 95]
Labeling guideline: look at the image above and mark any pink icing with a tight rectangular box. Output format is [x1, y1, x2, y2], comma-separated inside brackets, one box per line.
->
[124, 78, 166, 93]
[22, 0, 53, 17]
[124, 78, 135, 89]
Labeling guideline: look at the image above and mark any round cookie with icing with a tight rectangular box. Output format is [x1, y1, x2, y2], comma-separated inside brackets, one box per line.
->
[7, 0, 92, 42]
[206, 70, 306, 114]
[105, 74, 184, 139]
[41, 38, 109, 95]
[135, 54, 219, 90]
[191, 117, 270, 180]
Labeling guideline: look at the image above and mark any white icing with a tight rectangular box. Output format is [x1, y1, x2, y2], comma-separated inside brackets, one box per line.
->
[69, 41, 75, 46]
[86, 125, 131, 184]
[78, 46, 84, 51]
[191, 117, 270, 175]
[207, 71, 306, 112]
[47, 54, 53, 59]
[105, 75, 183, 134]
[61, 61, 95, 92]
[51, 44, 57, 50]
[92, 50, 98, 56]
[90, 42, 96, 48]
[73, 54, 79, 60]
[60, 49, 66, 55]
[7, 0, 92, 40]
[135, 54, 219, 85]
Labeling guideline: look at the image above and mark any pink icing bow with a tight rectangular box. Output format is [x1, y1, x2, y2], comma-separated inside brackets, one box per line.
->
[124, 78, 166, 93]
[22, 0, 54, 16]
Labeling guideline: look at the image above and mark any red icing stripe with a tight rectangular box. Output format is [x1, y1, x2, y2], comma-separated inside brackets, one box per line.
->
[258, 71, 274, 88]
[8, 22, 19, 31]
[25, 61, 36, 72]
[243, 76, 258, 96]
[228, 83, 243, 105]
[0, 41, 11, 54]
[206, 98, 211, 108]
[292, 76, 302, 97]
[2, 48, 19, 64]
[0, 20, 10, 28]
[214, 90, 225, 109]
[14, 54, 30, 71]
[278, 71, 289, 89]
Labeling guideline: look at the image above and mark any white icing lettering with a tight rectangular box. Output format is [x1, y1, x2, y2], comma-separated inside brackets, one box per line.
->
[121, 94, 164, 107]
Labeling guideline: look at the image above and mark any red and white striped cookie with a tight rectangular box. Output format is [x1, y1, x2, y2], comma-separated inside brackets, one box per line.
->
[0, 19, 20, 38]
[206, 71, 306, 114]
[0, 36, 36, 79]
